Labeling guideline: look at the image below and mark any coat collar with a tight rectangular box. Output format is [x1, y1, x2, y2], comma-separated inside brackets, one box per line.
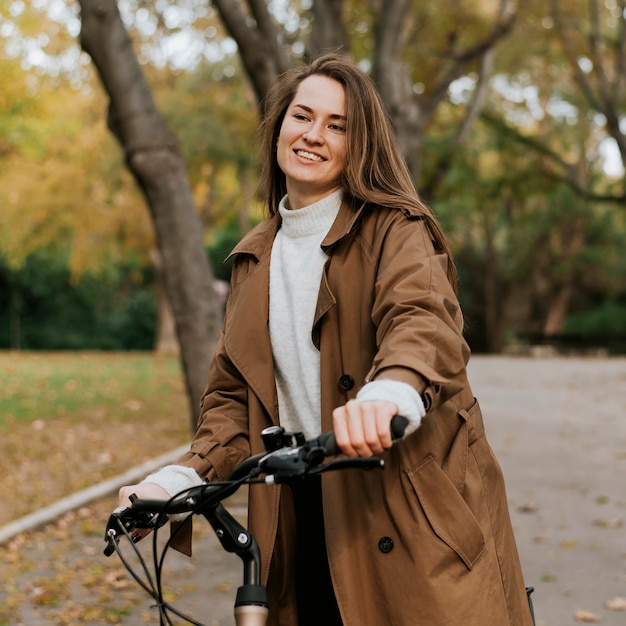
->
[321, 198, 367, 250]
[227, 212, 282, 262]
[228, 198, 368, 262]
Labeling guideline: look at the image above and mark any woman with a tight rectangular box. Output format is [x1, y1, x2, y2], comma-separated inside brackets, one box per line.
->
[119, 53, 533, 625]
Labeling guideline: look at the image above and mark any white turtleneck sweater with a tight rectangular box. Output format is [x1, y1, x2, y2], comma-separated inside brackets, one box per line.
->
[143, 190, 425, 497]
[269, 190, 342, 438]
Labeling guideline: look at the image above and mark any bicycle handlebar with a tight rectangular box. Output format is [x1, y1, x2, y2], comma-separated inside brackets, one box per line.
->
[103, 415, 408, 625]
[105, 414, 408, 546]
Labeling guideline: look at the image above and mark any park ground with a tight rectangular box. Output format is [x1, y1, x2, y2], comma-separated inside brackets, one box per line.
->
[0, 354, 625, 625]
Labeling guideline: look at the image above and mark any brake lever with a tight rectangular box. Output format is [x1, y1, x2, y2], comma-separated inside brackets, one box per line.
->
[103, 494, 168, 557]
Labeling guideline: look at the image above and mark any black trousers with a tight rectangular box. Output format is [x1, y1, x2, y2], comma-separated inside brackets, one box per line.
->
[291, 476, 343, 626]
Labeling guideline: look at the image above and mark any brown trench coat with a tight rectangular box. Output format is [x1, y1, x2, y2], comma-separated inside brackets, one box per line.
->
[178, 199, 533, 626]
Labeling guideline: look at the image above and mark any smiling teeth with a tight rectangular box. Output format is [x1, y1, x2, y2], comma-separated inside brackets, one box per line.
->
[296, 150, 324, 162]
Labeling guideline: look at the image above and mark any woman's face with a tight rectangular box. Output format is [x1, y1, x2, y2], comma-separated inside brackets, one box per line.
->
[276, 74, 347, 209]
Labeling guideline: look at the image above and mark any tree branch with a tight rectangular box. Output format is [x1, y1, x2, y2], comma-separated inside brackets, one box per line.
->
[421, 46, 496, 199]
[588, 0, 614, 112]
[481, 110, 626, 204]
[211, 0, 285, 106]
[617, 0, 626, 100]
[550, 0, 626, 167]
[247, 0, 290, 71]
[424, 0, 518, 125]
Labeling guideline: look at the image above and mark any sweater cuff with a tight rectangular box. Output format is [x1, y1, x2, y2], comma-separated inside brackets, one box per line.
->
[141, 464, 204, 498]
[356, 379, 426, 437]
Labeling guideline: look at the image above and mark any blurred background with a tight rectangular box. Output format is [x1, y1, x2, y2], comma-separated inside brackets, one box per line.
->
[1, 0, 624, 366]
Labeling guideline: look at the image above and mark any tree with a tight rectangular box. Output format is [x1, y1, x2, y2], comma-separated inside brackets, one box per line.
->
[465, 0, 626, 341]
[482, 0, 625, 205]
[79, 0, 224, 429]
[211, 0, 519, 195]
[0, 2, 159, 279]
[549, 0, 626, 199]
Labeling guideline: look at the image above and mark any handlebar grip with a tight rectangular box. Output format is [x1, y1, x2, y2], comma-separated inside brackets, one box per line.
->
[316, 414, 409, 456]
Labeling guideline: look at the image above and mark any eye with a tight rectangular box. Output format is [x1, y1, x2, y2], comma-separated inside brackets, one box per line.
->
[293, 113, 309, 121]
[329, 122, 346, 132]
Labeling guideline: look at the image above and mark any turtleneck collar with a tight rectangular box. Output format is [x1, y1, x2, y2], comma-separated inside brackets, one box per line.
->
[278, 189, 343, 239]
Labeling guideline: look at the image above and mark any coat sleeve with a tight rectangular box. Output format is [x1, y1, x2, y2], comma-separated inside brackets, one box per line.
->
[175, 329, 251, 481]
[176, 252, 258, 481]
[366, 210, 470, 411]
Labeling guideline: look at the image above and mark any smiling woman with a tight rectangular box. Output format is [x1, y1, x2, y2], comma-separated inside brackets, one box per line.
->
[276, 74, 347, 209]
[117, 53, 534, 626]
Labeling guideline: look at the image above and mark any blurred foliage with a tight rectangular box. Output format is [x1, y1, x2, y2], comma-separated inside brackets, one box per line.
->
[0, 227, 240, 350]
[0, 251, 158, 350]
[565, 298, 626, 335]
[0, 0, 624, 352]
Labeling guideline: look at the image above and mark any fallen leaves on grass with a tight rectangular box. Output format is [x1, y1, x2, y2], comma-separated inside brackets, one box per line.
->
[0, 352, 189, 526]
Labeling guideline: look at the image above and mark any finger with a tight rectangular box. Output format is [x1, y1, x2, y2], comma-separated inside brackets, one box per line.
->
[346, 401, 388, 457]
[118, 486, 137, 507]
[374, 402, 397, 450]
[359, 403, 384, 455]
[333, 403, 359, 458]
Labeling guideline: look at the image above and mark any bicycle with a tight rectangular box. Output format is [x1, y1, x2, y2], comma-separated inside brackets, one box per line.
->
[103, 416, 408, 625]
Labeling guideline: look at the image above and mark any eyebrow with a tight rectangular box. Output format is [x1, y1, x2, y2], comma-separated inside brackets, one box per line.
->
[292, 103, 347, 122]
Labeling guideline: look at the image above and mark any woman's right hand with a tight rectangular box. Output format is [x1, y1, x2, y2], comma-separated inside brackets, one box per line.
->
[117, 483, 172, 542]
[118, 482, 171, 508]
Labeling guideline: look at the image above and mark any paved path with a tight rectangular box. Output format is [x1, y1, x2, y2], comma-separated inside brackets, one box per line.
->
[2, 356, 625, 625]
[468, 356, 626, 626]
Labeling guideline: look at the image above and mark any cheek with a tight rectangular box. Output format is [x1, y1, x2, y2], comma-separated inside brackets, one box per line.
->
[276, 133, 288, 169]
[333, 144, 348, 170]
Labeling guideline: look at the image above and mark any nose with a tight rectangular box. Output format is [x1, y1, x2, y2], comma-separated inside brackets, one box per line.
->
[303, 121, 324, 143]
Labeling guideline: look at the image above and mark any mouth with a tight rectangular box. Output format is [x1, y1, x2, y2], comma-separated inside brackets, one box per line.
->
[294, 149, 325, 162]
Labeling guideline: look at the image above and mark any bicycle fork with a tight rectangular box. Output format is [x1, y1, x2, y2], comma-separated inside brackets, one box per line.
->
[201, 502, 269, 626]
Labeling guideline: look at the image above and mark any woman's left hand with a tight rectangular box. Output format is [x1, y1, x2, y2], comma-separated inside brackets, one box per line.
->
[332, 399, 398, 457]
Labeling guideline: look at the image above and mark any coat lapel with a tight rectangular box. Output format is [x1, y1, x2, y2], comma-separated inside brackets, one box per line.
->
[312, 199, 366, 348]
[224, 216, 280, 424]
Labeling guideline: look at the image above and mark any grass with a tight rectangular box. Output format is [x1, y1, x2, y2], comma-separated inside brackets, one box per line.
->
[0, 351, 247, 625]
[0, 351, 192, 525]
[0, 351, 186, 427]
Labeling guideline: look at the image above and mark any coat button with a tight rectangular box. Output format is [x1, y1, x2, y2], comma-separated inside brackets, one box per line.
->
[337, 374, 354, 391]
[378, 536, 394, 553]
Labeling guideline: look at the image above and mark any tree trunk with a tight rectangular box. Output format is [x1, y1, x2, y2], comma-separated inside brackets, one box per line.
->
[543, 281, 575, 335]
[482, 214, 500, 352]
[79, 0, 223, 431]
[542, 221, 586, 335]
[238, 166, 254, 234]
[150, 248, 180, 356]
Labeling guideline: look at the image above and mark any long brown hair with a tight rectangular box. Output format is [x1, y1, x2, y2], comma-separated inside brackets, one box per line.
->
[257, 53, 459, 292]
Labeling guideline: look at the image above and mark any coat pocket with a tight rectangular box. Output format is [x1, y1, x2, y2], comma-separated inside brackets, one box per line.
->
[408, 455, 486, 570]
